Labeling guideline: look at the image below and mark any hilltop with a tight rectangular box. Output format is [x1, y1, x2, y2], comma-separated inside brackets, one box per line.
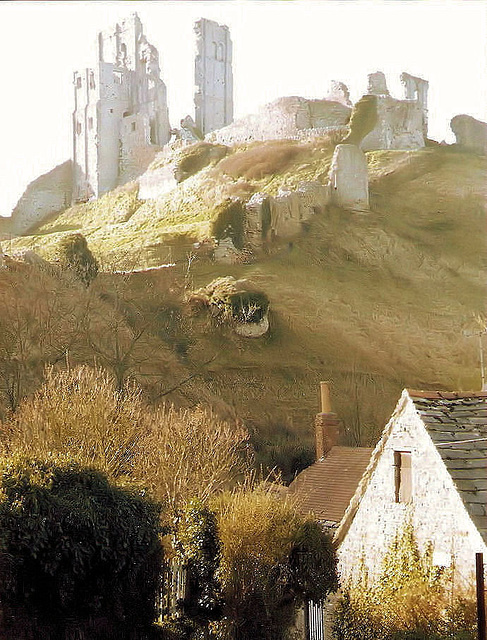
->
[2, 138, 486, 476]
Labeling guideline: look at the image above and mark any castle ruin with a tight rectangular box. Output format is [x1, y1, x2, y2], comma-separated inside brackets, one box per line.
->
[194, 18, 233, 136]
[72, 13, 171, 202]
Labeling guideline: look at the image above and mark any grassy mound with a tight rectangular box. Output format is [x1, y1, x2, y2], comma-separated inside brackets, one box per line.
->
[2, 141, 486, 476]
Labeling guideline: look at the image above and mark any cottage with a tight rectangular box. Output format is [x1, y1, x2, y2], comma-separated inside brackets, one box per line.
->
[336, 388, 487, 591]
[290, 385, 487, 639]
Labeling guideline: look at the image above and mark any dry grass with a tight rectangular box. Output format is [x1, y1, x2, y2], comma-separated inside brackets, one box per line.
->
[218, 140, 303, 180]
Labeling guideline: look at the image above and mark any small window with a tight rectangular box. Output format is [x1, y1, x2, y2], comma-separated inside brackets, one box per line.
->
[217, 42, 225, 62]
[89, 72, 95, 90]
[131, 122, 136, 132]
[76, 121, 82, 135]
[109, 108, 114, 114]
[76, 76, 82, 89]
[113, 70, 123, 85]
[394, 451, 412, 503]
[212, 41, 218, 59]
[88, 117, 93, 131]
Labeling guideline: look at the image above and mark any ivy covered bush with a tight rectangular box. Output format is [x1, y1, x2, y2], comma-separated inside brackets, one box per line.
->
[333, 522, 476, 640]
[0, 454, 162, 639]
[189, 277, 269, 327]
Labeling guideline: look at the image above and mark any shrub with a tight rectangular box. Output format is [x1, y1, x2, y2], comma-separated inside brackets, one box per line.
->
[5, 365, 147, 481]
[5, 366, 249, 511]
[58, 232, 98, 286]
[333, 522, 476, 640]
[212, 483, 337, 640]
[174, 500, 223, 628]
[211, 200, 246, 249]
[189, 277, 270, 327]
[342, 94, 378, 145]
[0, 454, 162, 639]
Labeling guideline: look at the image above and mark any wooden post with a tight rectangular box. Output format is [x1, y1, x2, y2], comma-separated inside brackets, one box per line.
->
[477, 552, 486, 640]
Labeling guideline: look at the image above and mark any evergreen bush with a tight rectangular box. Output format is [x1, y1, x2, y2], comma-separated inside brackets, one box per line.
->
[0, 454, 162, 639]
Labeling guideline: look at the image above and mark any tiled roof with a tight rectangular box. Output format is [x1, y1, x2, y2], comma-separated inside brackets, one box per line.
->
[409, 390, 487, 545]
[288, 446, 373, 523]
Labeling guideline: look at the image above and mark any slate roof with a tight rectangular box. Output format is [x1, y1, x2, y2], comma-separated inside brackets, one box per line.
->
[288, 446, 374, 524]
[409, 390, 487, 545]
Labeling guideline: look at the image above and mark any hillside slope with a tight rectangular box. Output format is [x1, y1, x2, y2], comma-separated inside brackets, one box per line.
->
[4, 140, 486, 473]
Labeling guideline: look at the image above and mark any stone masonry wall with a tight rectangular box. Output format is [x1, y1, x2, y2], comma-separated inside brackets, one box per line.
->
[245, 181, 329, 246]
[361, 95, 425, 151]
[194, 18, 233, 136]
[337, 392, 487, 594]
[73, 13, 170, 202]
[450, 115, 487, 156]
[9, 161, 72, 235]
[207, 97, 351, 146]
[329, 144, 369, 211]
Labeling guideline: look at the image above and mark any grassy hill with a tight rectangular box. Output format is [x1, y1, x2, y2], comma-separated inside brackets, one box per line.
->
[3, 139, 486, 477]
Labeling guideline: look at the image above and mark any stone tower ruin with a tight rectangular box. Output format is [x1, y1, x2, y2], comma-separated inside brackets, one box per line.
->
[72, 13, 171, 202]
[194, 18, 233, 136]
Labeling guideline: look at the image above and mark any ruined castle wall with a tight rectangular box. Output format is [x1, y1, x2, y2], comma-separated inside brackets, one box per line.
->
[9, 161, 72, 235]
[361, 96, 425, 151]
[245, 181, 329, 246]
[208, 97, 351, 146]
[451, 115, 487, 156]
[329, 144, 369, 211]
[194, 18, 233, 136]
[73, 13, 170, 202]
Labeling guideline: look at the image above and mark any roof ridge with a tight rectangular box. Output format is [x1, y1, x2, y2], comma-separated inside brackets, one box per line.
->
[408, 389, 487, 399]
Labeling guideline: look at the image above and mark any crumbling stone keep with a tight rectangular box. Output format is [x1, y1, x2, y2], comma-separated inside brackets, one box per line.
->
[329, 144, 369, 211]
[194, 18, 234, 136]
[73, 13, 171, 202]
[361, 71, 428, 151]
[450, 114, 487, 156]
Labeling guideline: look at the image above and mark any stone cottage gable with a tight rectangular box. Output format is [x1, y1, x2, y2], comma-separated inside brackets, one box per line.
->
[410, 390, 487, 544]
[335, 389, 487, 592]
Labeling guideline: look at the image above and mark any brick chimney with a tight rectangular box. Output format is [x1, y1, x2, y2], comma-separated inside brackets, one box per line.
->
[315, 381, 340, 460]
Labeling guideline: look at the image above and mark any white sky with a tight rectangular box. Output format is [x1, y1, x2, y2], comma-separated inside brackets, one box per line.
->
[0, 0, 486, 217]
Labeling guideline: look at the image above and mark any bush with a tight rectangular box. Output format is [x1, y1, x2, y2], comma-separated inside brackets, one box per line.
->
[0, 454, 162, 639]
[58, 233, 99, 286]
[211, 200, 246, 249]
[342, 94, 378, 145]
[212, 483, 337, 640]
[174, 499, 223, 627]
[333, 522, 476, 640]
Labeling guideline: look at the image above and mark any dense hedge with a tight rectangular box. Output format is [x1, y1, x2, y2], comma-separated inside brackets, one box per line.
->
[0, 455, 162, 639]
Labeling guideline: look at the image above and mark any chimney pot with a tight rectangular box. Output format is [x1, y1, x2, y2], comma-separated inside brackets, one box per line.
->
[315, 381, 340, 459]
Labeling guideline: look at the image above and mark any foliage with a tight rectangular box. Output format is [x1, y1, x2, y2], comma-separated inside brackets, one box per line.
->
[211, 199, 246, 249]
[58, 232, 99, 286]
[343, 94, 378, 145]
[174, 500, 223, 627]
[333, 522, 476, 640]
[189, 277, 269, 326]
[140, 405, 250, 510]
[3, 366, 249, 510]
[5, 365, 147, 480]
[211, 482, 337, 640]
[0, 454, 162, 639]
